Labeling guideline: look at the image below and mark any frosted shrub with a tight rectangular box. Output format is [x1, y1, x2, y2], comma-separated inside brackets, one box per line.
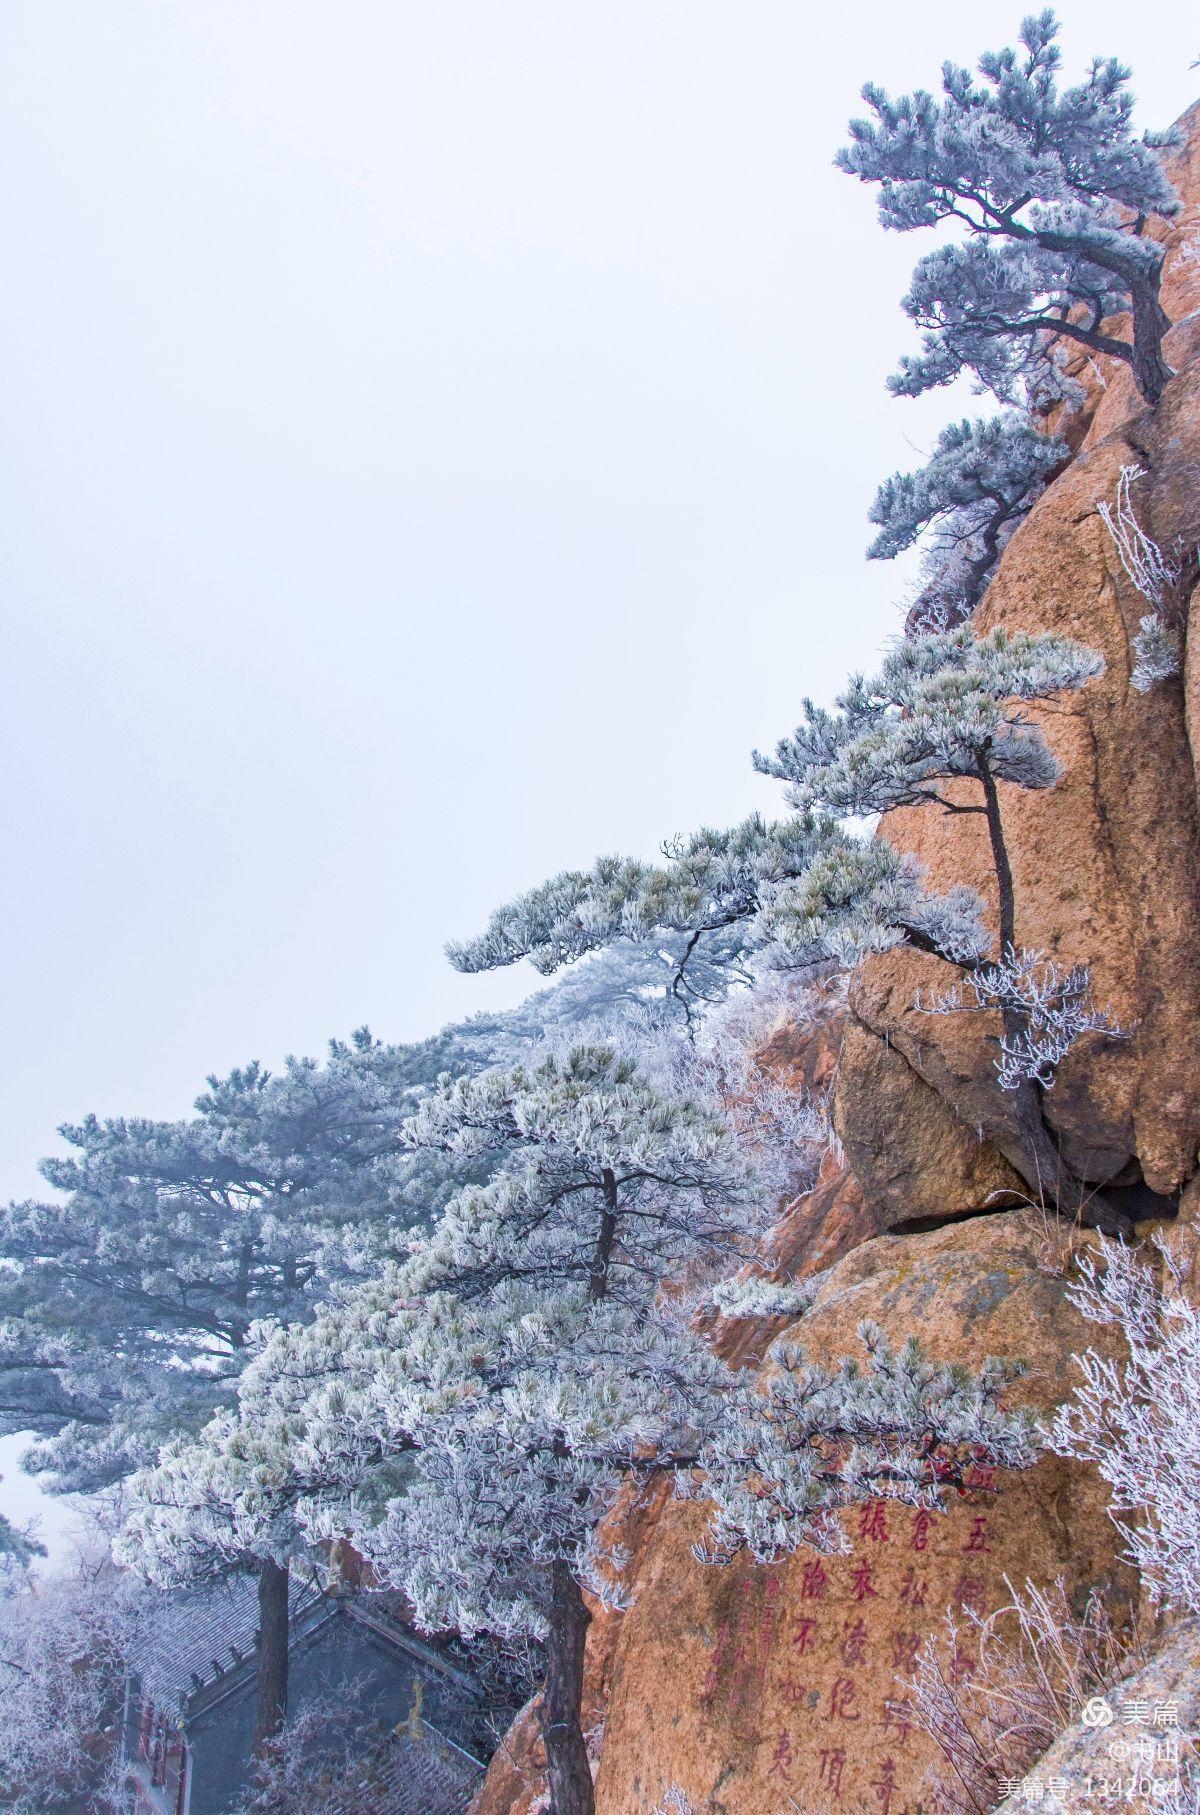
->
[918, 948, 1125, 1092]
[1131, 614, 1184, 693]
[0, 1551, 145, 1814]
[1052, 1236, 1200, 1614]
[1097, 465, 1188, 692]
[907, 1577, 1140, 1814]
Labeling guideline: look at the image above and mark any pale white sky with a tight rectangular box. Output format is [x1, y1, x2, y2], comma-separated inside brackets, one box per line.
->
[0, 0, 1195, 1555]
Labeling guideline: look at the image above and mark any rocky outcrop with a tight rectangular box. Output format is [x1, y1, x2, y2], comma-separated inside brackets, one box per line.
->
[589, 1210, 1135, 1814]
[867, 380, 1200, 1195]
[992, 1620, 1200, 1815]
[833, 1017, 1025, 1229]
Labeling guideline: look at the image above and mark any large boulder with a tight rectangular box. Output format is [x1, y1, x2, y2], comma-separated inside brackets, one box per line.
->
[833, 1017, 1024, 1229]
[589, 1209, 1134, 1814]
[472, 103, 1200, 1815]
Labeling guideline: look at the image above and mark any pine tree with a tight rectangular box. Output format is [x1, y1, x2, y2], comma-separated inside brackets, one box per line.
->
[837, 11, 1179, 406]
[0, 1030, 429, 1493]
[123, 1044, 1035, 1815]
[0, 1029, 446, 1749]
[869, 413, 1067, 624]
[754, 623, 1128, 1232]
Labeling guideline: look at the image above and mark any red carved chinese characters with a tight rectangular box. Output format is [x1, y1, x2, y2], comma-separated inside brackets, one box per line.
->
[767, 1731, 794, 1782]
[964, 1515, 991, 1554]
[858, 1499, 891, 1542]
[701, 1619, 730, 1698]
[899, 1567, 928, 1609]
[818, 1747, 847, 1798]
[872, 1756, 899, 1814]
[954, 1572, 986, 1615]
[850, 1560, 880, 1602]
[826, 1676, 862, 1722]
[800, 1558, 829, 1600]
[882, 1698, 916, 1747]
[911, 1509, 935, 1552]
[791, 1615, 818, 1653]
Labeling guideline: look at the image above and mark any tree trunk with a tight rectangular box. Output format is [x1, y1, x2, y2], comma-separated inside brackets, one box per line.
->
[540, 1560, 594, 1815]
[587, 1170, 619, 1304]
[975, 756, 1131, 1238]
[1035, 226, 1172, 409]
[978, 760, 1016, 959]
[253, 1558, 290, 1755]
[1129, 271, 1173, 409]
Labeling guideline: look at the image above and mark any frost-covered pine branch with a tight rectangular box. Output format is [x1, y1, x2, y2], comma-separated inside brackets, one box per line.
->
[870, 413, 1067, 621]
[710, 1276, 815, 1320]
[445, 814, 841, 1004]
[1052, 1236, 1200, 1614]
[837, 12, 1179, 404]
[695, 1319, 1037, 1566]
[918, 947, 1126, 1091]
[447, 811, 982, 1011]
[755, 840, 989, 970]
[754, 625, 1104, 832]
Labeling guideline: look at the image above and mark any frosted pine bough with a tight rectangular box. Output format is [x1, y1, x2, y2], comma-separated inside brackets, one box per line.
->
[836, 10, 1179, 406]
[869, 413, 1067, 626]
[753, 625, 1103, 821]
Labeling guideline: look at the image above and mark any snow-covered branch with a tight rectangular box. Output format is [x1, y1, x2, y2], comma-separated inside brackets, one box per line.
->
[918, 947, 1127, 1091]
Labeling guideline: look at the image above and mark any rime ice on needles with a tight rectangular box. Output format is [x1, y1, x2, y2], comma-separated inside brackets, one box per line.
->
[837, 10, 1179, 406]
[710, 1276, 815, 1320]
[446, 813, 841, 1003]
[446, 811, 982, 999]
[870, 414, 1067, 621]
[1130, 615, 1184, 694]
[756, 841, 989, 970]
[696, 1320, 1037, 1567]
[754, 625, 1104, 820]
[919, 947, 1126, 1091]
